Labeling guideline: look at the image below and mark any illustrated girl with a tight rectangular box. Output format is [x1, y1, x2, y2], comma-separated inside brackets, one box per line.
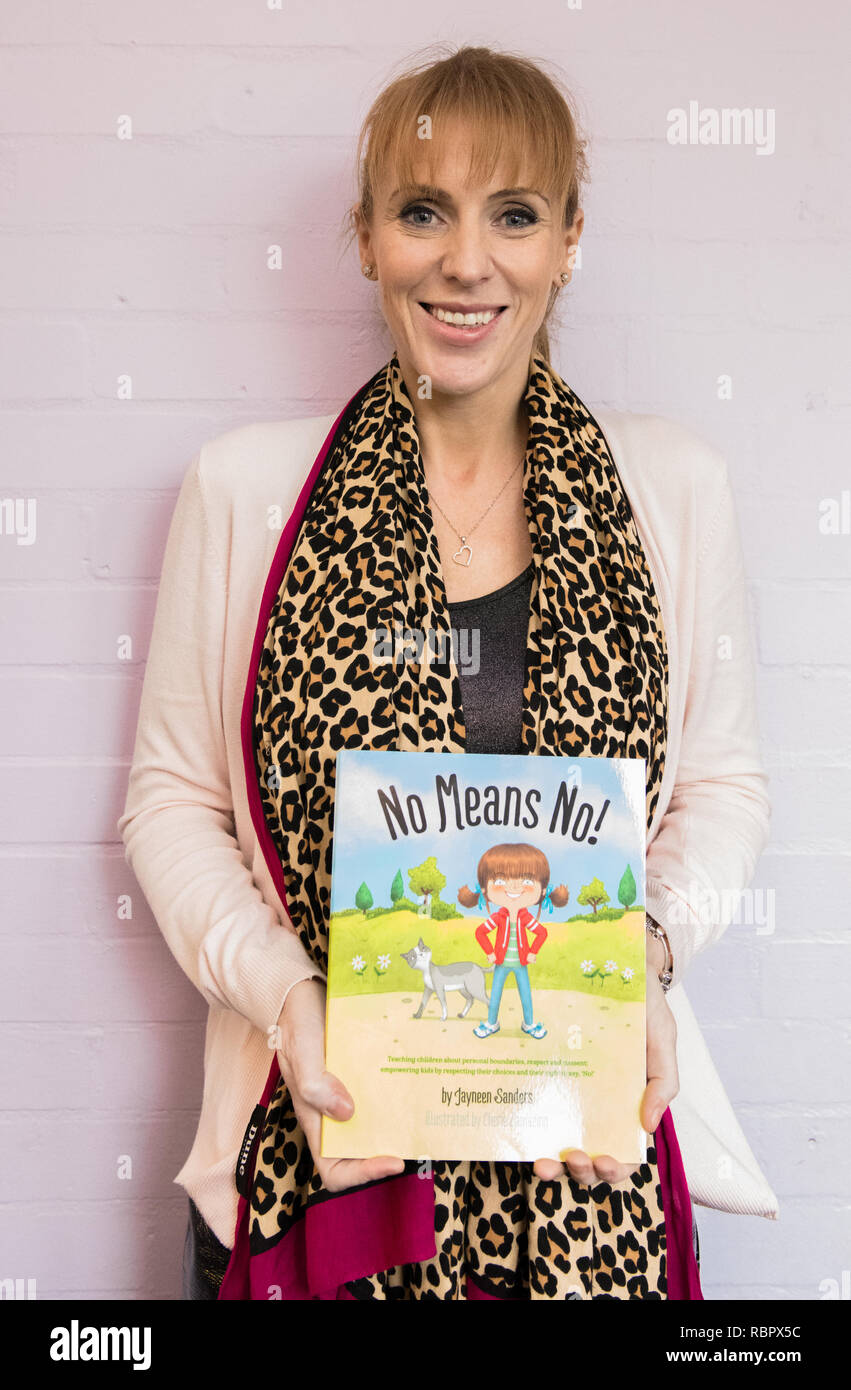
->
[457, 843, 569, 1041]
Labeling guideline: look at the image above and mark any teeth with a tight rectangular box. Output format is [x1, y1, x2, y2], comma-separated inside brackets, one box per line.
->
[426, 305, 500, 326]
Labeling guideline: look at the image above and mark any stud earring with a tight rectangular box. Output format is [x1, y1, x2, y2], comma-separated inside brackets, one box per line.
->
[560, 271, 569, 283]
[362, 264, 375, 279]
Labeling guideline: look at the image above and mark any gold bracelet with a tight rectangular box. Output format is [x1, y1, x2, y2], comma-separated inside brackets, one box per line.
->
[645, 915, 674, 993]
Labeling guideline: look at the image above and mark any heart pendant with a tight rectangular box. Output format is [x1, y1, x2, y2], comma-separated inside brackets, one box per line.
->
[452, 542, 473, 567]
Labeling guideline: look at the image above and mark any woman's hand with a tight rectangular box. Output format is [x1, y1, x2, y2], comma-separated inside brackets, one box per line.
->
[532, 934, 678, 1185]
[274, 977, 406, 1193]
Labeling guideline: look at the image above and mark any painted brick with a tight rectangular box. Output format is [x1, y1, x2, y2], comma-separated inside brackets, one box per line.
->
[0, 849, 158, 937]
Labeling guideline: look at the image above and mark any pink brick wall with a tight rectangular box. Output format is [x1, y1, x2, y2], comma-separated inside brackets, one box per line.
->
[1, 1, 848, 1300]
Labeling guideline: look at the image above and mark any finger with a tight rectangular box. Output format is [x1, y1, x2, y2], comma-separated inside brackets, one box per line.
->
[275, 990, 368, 1176]
[280, 1012, 355, 1122]
[640, 1077, 673, 1134]
[640, 985, 679, 1125]
[561, 1148, 597, 1184]
[295, 1066, 355, 1122]
[283, 1072, 361, 1185]
[590, 1154, 634, 1184]
[538, 1151, 635, 1186]
[319, 1154, 406, 1193]
[278, 1055, 355, 1178]
[533, 1158, 564, 1182]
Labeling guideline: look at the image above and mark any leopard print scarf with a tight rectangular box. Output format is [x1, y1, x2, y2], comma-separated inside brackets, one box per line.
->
[246, 348, 671, 1298]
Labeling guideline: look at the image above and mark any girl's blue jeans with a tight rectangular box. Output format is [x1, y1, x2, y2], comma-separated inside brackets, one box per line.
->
[488, 962, 534, 1026]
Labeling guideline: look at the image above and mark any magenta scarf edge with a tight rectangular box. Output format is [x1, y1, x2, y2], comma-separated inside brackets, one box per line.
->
[657, 1107, 704, 1299]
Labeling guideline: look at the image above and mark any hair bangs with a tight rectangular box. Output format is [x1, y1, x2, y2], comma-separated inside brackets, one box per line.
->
[385, 97, 569, 220]
[478, 844, 550, 889]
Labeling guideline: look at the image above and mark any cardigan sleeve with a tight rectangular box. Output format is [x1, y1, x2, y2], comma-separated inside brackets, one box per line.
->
[117, 453, 325, 1035]
[645, 459, 771, 988]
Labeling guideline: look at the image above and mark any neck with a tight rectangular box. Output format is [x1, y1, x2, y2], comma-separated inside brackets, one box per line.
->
[396, 350, 532, 490]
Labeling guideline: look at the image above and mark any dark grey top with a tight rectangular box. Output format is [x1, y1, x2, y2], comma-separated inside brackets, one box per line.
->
[446, 561, 534, 754]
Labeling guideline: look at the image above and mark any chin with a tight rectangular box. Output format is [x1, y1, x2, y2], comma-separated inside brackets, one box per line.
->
[406, 344, 509, 397]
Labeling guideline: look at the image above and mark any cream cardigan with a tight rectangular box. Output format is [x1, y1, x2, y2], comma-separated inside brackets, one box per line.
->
[117, 405, 780, 1250]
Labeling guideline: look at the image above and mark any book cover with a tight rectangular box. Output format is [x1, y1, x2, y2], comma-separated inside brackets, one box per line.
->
[321, 749, 648, 1164]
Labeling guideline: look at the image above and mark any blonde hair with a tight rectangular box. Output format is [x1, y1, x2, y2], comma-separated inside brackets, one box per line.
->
[342, 43, 589, 364]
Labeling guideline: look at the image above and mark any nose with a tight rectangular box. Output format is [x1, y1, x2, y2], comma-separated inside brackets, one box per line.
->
[438, 214, 493, 284]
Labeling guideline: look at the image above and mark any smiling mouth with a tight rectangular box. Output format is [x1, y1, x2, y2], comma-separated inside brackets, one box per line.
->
[420, 302, 507, 327]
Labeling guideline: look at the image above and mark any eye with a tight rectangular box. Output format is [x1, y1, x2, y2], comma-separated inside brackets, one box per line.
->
[522, 878, 535, 886]
[493, 877, 505, 886]
[500, 205, 538, 229]
[399, 202, 539, 229]
[399, 202, 439, 227]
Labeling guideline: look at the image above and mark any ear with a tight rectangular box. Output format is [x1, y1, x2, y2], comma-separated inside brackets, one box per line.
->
[560, 207, 584, 286]
[353, 203, 376, 273]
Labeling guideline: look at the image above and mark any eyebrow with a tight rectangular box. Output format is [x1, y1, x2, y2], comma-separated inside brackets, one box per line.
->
[391, 183, 550, 207]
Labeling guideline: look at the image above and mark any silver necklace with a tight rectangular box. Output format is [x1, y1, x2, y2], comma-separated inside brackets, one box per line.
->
[424, 451, 526, 567]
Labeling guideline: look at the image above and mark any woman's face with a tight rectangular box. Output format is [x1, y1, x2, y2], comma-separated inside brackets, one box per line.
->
[356, 127, 583, 400]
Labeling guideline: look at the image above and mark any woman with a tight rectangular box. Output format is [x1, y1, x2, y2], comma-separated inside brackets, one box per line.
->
[119, 44, 777, 1301]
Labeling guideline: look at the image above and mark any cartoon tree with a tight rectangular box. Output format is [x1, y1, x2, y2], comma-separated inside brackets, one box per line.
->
[408, 857, 446, 918]
[577, 877, 610, 917]
[355, 881, 374, 916]
[390, 869, 404, 905]
[618, 864, 637, 911]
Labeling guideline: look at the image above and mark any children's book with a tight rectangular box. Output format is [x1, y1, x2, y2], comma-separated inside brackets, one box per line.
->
[321, 750, 649, 1165]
